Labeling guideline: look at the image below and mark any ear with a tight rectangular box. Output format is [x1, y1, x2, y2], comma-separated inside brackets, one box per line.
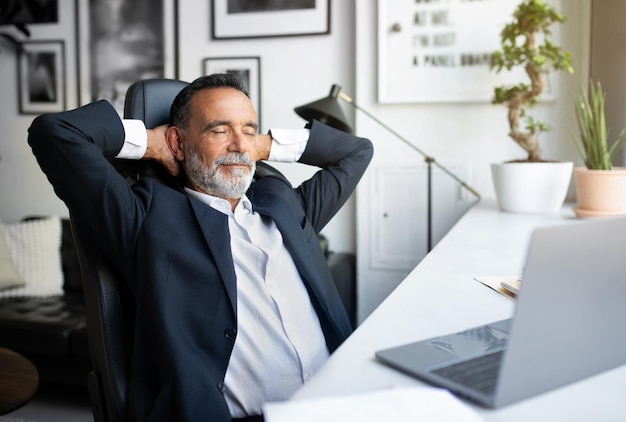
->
[166, 126, 185, 161]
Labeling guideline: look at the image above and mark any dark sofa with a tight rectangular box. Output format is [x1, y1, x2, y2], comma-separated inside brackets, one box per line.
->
[0, 218, 91, 386]
[0, 218, 356, 387]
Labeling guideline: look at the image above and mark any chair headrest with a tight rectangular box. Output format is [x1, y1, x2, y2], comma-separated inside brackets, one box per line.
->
[118, 77, 288, 185]
[114, 79, 189, 185]
[123, 79, 189, 128]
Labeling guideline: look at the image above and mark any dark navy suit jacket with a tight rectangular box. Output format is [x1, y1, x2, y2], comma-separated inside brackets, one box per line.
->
[28, 100, 373, 421]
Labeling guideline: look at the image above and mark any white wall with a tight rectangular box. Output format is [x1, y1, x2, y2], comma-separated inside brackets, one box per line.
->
[354, 0, 591, 321]
[177, 0, 357, 252]
[0, 0, 358, 253]
[355, 0, 589, 200]
[0, 4, 80, 224]
[0, 0, 594, 271]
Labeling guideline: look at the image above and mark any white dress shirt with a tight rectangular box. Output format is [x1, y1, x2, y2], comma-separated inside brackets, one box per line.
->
[120, 121, 328, 417]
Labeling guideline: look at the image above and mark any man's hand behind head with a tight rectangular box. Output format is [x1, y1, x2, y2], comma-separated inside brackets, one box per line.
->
[252, 133, 272, 162]
[146, 124, 181, 177]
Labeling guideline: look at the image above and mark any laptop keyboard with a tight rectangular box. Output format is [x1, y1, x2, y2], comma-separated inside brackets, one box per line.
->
[430, 350, 504, 396]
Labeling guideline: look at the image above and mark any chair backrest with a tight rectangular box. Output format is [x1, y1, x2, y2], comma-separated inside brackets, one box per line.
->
[74, 79, 189, 422]
[74, 78, 288, 421]
[71, 218, 132, 422]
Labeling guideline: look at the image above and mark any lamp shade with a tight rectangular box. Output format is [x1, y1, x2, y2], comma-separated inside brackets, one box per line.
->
[294, 85, 353, 133]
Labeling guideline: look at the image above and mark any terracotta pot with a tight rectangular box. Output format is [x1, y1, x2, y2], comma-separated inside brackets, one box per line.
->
[491, 162, 573, 214]
[573, 167, 626, 218]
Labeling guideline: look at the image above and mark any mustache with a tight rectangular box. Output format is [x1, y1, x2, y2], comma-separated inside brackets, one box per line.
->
[214, 153, 254, 168]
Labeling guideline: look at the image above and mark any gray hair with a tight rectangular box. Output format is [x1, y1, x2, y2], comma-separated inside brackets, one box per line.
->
[169, 73, 250, 131]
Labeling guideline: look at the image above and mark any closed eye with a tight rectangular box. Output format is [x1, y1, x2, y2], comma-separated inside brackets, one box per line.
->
[244, 121, 258, 134]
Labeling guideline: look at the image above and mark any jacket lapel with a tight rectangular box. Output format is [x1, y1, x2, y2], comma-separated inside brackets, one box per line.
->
[187, 196, 238, 313]
[185, 186, 335, 326]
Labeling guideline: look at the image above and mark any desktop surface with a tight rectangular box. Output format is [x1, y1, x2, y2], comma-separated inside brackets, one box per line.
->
[291, 200, 626, 421]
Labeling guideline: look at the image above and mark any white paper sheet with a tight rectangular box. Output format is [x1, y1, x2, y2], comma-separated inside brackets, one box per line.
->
[263, 387, 483, 422]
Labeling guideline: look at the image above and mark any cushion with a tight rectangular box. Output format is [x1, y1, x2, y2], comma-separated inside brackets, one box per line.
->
[0, 216, 63, 298]
[0, 223, 26, 291]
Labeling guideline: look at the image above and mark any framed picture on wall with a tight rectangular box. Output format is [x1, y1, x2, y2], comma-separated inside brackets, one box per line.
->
[0, 0, 59, 25]
[76, 0, 178, 112]
[17, 40, 66, 114]
[377, 0, 553, 103]
[203, 56, 261, 122]
[211, 0, 330, 39]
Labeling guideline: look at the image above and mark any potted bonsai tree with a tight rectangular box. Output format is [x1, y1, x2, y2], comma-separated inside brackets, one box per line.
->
[571, 80, 626, 217]
[489, 0, 575, 213]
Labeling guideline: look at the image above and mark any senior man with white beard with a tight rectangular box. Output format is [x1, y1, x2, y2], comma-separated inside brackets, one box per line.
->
[28, 73, 373, 422]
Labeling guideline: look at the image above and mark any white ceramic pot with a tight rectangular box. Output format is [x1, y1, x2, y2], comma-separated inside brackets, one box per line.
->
[491, 161, 573, 214]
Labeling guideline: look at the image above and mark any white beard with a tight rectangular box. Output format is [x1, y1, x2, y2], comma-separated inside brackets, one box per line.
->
[184, 146, 255, 199]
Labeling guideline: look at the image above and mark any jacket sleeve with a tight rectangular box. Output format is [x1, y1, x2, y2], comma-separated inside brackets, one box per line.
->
[295, 120, 374, 232]
[27, 100, 147, 264]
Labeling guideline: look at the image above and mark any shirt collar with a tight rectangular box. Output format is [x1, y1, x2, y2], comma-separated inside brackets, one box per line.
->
[184, 187, 252, 216]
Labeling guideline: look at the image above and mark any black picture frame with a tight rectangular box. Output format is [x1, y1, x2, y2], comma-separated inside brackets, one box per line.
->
[17, 40, 66, 114]
[211, 0, 330, 40]
[76, 0, 178, 112]
[203, 56, 261, 124]
[0, 0, 59, 25]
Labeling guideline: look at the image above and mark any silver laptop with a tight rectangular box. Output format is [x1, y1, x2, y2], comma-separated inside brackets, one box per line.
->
[375, 217, 626, 408]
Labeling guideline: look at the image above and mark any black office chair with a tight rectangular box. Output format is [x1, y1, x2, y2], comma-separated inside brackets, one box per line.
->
[71, 219, 131, 422]
[72, 78, 291, 422]
[72, 79, 189, 422]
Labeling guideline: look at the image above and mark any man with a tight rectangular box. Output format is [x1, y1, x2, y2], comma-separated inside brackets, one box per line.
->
[28, 74, 373, 421]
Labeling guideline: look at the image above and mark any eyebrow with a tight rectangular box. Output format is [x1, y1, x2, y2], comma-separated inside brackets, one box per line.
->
[204, 120, 258, 132]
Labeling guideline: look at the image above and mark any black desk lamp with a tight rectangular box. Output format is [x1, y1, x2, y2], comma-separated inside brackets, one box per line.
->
[295, 84, 481, 251]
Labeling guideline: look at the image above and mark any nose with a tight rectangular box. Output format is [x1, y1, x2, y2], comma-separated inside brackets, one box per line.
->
[227, 131, 249, 153]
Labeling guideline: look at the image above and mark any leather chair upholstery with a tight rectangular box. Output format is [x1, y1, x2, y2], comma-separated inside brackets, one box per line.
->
[71, 219, 130, 422]
[73, 79, 190, 422]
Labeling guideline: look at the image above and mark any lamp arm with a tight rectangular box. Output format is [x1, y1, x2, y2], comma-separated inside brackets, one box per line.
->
[338, 92, 480, 199]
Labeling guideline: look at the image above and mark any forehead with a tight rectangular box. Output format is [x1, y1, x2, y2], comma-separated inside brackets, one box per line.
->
[188, 87, 256, 121]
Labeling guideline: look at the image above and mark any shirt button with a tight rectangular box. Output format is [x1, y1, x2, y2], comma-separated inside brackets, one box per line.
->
[224, 328, 237, 339]
[217, 382, 225, 394]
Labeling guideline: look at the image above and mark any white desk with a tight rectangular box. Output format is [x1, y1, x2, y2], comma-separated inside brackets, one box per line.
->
[293, 200, 626, 421]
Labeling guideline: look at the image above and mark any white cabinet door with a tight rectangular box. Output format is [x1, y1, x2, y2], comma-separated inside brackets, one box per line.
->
[357, 163, 475, 322]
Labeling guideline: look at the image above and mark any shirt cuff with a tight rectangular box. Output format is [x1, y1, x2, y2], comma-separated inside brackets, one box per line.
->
[116, 119, 148, 159]
[267, 128, 309, 162]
